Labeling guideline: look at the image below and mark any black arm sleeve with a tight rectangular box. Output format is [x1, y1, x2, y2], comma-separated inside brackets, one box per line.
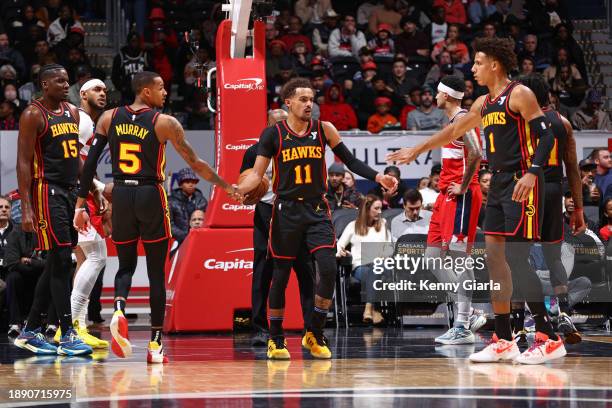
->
[528, 115, 555, 174]
[332, 142, 378, 181]
[256, 127, 278, 158]
[78, 134, 108, 199]
[240, 144, 258, 173]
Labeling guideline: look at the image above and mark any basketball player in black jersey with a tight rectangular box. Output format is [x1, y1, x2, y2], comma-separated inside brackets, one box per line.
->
[237, 78, 397, 360]
[15, 64, 92, 356]
[512, 73, 585, 344]
[75, 71, 239, 363]
[388, 38, 568, 364]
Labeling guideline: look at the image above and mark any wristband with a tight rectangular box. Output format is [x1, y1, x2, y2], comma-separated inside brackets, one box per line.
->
[526, 166, 541, 176]
[92, 179, 105, 193]
[75, 208, 87, 213]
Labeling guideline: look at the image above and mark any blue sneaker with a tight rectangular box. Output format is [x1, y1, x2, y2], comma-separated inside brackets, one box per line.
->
[14, 328, 58, 355]
[57, 328, 93, 356]
[434, 327, 475, 345]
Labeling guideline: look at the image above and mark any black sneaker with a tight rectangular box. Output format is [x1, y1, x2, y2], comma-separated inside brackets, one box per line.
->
[513, 330, 528, 347]
[251, 331, 268, 347]
[557, 312, 581, 344]
[7, 324, 21, 337]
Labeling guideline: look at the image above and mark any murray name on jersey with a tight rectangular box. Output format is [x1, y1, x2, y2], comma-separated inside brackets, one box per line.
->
[114, 122, 150, 139]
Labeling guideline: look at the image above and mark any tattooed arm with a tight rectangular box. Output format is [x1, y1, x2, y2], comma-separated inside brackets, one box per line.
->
[448, 128, 483, 196]
[158, 115, 234, 193]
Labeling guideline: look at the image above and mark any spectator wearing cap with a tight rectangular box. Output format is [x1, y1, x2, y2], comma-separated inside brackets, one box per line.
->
[425, 50, 464, 89]
[368, 24, 395, 58]
[368, 0, 402, 36]
[280, 16, 314, 54]
[112, 32, 152, 105]
[0, 101, 18, 130]
[169, 168, 209, 245]
[143, 8, 179, 95]
[367, 97, 399, 133]
[266, 40, 288, 80]
[326, 163, 363, 210]
[431, 24, 470, 65]
[571, 90, 611, 131]
[47, 4, 84, 47]
[312, 9, 340, 56]
[320, 83, 358, 130]
[67, 65, 91, 106]
[396, 17, 430, 63]
[433, 0, 467, 25]
[0, 33, 26, 82]
[295, 0, 333, 28]
[407, 86, 448, 131]
[369, 165, 407, 209]
[579, 158, 599, 206]
[329, 14, 367, 60]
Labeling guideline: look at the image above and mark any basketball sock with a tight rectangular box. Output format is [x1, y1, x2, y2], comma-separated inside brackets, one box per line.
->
[115, 299, 126, 314]
[71, 292, 89, 326]
[114, 242, 138, 306]
[511, 308, 525, 332]
[558, 294, 571, 314]
[309, 307, 328, 334]
[269, 316, 284, 337]
[72, 238, 106, 325]
[151, 328, 163, 345]
[494, 313, 512, 341]
[143, 240, 169, 328]
[49, 247, 74, 336]
[456, 302, 470, 329]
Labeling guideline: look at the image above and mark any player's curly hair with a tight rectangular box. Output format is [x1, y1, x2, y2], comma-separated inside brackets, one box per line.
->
[280, 77, 313, 101]
[473, 37, 517, 74]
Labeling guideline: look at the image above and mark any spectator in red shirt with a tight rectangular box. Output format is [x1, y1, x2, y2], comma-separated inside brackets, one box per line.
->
[367, 97, 399, 133]
[320, 83, 358, 130]
[433, 0, 467, 25]
[143, 8, 179, 94]
[600, 197, 612, 242]
[280, 16, 313, 54]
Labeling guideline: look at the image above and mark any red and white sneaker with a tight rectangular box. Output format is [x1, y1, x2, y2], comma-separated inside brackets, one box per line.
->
[468, 334, 520, 363]
[515, 332, 566, 365]
[147, 341, 168, 364]
[110, 310, 132, 358]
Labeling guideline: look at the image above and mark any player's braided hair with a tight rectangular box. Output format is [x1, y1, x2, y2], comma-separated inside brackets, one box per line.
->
[280, 77, 313, 101]
[473, 37, 517, 74]
[38, 63, 66, 87]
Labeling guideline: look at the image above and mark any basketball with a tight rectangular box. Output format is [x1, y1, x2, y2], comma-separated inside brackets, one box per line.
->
[238, 168, 269, 205]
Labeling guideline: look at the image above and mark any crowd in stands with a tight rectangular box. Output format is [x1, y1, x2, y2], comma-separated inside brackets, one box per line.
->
[0, 1, 609, 131]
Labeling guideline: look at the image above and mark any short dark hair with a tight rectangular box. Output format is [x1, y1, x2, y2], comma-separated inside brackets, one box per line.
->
[590, 147, 609, 161]
[280, 77, 313, 101]
[473, 37, 517, 73]
[517, 73, 549, 107]
[39, 63, 66, 85]
[393, 56, 407, 66]
[132, 71, 161, 95]
[478, 168, 492, 180]
[403, 188, 422, 204]
[384, 165, 400, 177]
[439, 75, 465, 100]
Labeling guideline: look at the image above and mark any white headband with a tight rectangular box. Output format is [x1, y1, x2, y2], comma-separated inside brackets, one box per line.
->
[80, 79, 106, 94]
[437, 82, 464, 99]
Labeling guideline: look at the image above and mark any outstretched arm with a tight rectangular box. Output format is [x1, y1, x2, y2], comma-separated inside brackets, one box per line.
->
[160, 115, 235, 196]
[17, 106, 43, 232]
[386, 96, 485, 165]
[323, 121, 398, 192]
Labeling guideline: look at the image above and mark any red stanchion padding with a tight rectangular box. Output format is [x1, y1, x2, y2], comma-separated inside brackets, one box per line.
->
[204, 19, 267, 228]
[164, 227, 304, 332]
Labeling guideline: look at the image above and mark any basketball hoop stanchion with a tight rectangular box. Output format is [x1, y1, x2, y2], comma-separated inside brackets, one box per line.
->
[164, 17, 303, 332]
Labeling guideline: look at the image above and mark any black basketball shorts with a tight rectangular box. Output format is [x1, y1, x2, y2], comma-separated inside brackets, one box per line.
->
[269, 197, 336, 259]
[484, 169, 544, 241]
[32, 180, 78, 250]
[541, 181, 564, 243]
[111, 183, 172, 245]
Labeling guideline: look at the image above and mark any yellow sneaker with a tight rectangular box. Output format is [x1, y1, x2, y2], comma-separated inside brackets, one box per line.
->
[76, 324, 109, 349]
[53, 326, 61, 344]
[301, 331, 331, 359]
[267, 336, 290, 360]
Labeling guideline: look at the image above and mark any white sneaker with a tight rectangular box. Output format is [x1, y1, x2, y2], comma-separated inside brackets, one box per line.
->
[469, 310, 487, 333]
[468, 334, 520, 363]
[515, 332, 566, 365]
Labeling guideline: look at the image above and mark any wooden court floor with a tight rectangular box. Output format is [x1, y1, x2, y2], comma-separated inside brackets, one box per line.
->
[0, 327, 611, 407]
